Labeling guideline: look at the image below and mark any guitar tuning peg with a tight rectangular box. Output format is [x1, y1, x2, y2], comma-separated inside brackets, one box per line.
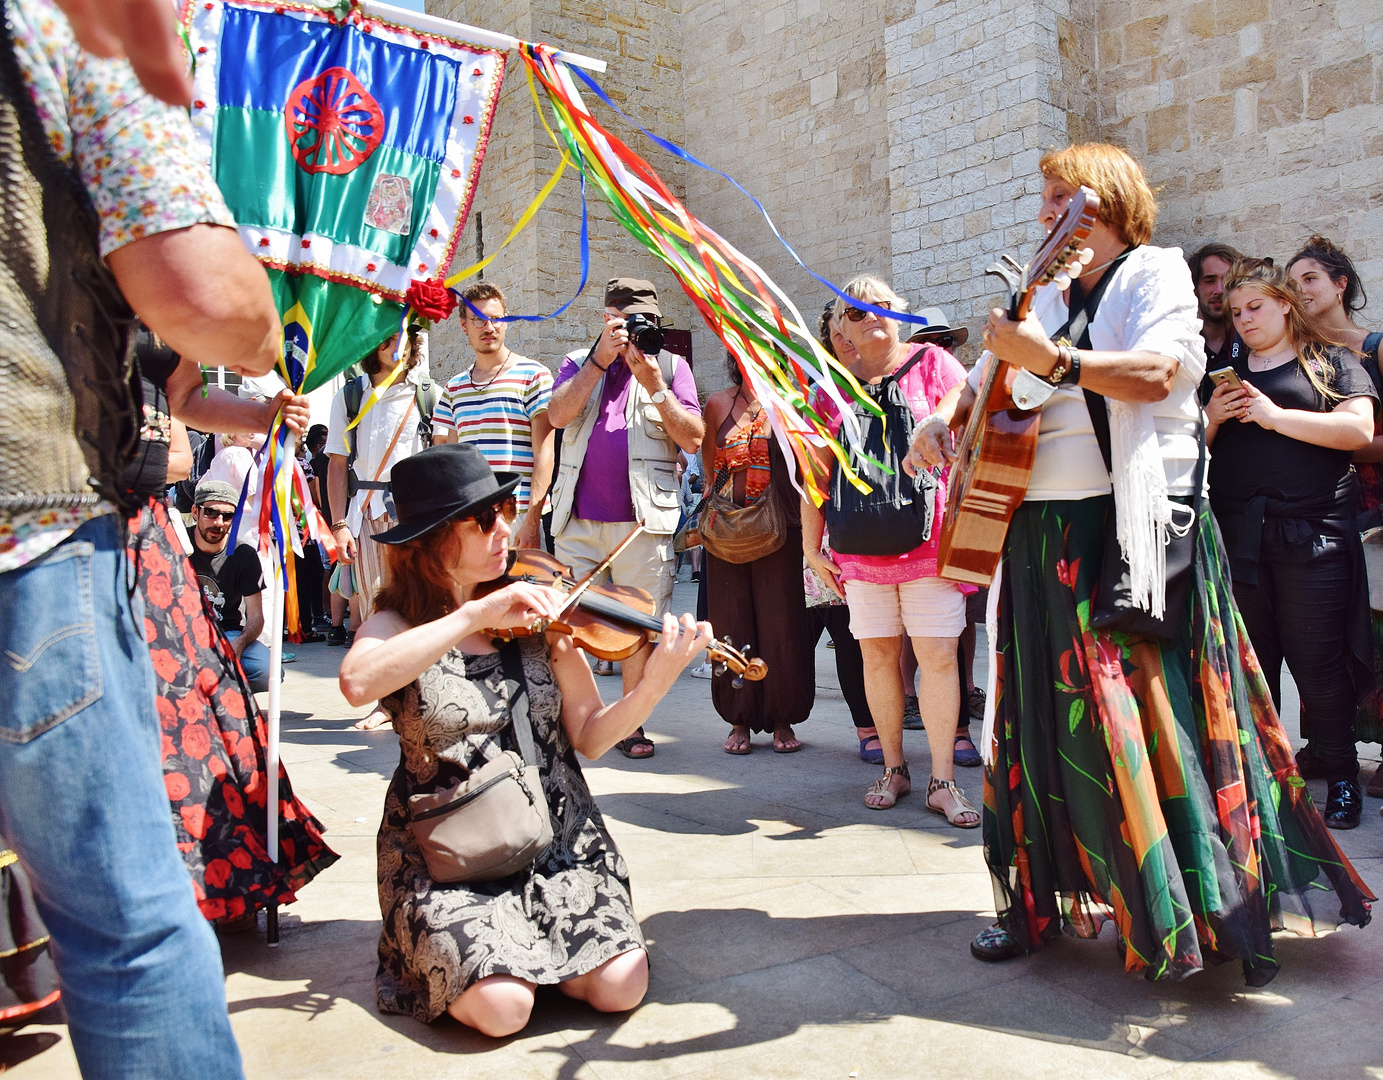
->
[1054, 273, 1072, 291]
[1067, 260, 1084, 278]
[713, 662, 727, 677]
[731, 674, 745, 689]
[1078, 247, 1095, 265]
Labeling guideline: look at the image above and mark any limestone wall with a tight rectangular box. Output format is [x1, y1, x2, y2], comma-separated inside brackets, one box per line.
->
[680, 0, 893, 385]
[427, 0, 691, 384]
[1091, 0, 1383, 306]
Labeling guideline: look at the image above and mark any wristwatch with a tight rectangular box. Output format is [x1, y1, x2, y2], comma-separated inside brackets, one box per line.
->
[650, 388, 670, 405]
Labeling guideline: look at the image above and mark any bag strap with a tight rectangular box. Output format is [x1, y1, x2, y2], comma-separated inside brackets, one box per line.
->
[499, 640, 539, 768]
[1054, 246, 1137, 474]
[359, 395, 416, 519]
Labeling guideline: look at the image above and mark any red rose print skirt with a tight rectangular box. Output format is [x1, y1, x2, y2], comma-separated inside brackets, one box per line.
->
[128, 499, 338, 923]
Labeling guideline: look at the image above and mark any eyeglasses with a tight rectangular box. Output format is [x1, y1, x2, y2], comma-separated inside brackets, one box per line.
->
[843, 300, 892, 322]
[198, 508, 235, 522]
[460, 496, 518, 533]
[465, 312, 502, 327]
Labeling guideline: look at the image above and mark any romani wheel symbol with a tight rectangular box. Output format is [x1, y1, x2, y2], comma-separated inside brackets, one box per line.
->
[284, 67, 384, 175]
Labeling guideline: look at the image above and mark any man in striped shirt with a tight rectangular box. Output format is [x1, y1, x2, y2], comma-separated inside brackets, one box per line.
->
[433, 282, 555, 549]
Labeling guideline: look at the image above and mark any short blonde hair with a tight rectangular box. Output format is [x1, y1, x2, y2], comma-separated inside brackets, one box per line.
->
[840, 276, 909, 343]
[1039, 143, 1157, 247]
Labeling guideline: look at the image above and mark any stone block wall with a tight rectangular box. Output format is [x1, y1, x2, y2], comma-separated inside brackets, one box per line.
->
[883, 0, 1075, 359]
[1090, 0, 1382, 303]
[427, 0, 691, 384]
[680, 0, 893, 385]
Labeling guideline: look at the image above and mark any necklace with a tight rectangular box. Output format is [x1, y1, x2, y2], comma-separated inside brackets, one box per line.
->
[469, 350, 511, 391]
[1248, 344, 1296, 371]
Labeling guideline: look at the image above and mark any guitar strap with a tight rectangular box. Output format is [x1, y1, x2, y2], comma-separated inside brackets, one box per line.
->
[1052, 245, 1137, 474]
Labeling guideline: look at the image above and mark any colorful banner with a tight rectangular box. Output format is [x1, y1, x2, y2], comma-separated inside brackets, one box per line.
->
[182, 0, 506, 392]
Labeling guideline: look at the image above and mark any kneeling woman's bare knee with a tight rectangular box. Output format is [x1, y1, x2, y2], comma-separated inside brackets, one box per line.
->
[562, 948, 649, 1013]
[447, 974, 536, 1037]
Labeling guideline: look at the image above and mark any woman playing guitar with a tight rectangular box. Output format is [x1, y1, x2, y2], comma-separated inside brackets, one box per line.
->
[907, 143, 1373, 984]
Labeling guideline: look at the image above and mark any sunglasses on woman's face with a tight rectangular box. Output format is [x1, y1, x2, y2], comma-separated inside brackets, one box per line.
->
[842, 300, 892, 322]
[461, 497, 518, 533]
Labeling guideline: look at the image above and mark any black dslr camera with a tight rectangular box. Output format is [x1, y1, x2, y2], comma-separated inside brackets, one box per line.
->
[623, 313, 665, 356]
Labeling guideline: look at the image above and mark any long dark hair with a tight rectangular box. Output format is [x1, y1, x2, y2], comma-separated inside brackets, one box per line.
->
[361, 325, 422, 377]
[1287, 234, 1368, 316]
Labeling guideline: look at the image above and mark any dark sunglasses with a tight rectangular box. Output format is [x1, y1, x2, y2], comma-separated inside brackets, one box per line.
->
[198, 508, 235, 522]
[459, 496, 518, 533]
[843, 300, 892, 322]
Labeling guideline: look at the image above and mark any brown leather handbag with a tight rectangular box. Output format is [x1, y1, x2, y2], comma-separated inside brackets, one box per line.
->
[407, 643, 553, 883]
[698, 462, 786, 564]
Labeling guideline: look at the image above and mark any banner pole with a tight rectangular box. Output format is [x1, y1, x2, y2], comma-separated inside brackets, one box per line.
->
[359, 1, 607, 71]
[264, 541, 284, 948]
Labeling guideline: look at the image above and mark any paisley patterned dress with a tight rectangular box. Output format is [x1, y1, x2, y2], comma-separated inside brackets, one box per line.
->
[375, 635, 645, 1023]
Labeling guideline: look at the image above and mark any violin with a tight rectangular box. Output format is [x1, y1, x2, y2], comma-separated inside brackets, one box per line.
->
[478, 548, 768, 686]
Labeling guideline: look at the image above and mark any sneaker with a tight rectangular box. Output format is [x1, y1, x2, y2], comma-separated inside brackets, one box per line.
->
[902, 695, 924, 730]
[968, 687, 987, 720]
[344, 631, 356, 648]
[312, 616, 333, 633]
[690, 661, 713, 680]
[326, 625, 346, 647]
[282, 652, 297, 664]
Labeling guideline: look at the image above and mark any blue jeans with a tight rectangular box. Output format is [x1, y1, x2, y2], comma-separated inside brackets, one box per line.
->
[0, 515, 243, 1079]
[224, 630, 277, 693]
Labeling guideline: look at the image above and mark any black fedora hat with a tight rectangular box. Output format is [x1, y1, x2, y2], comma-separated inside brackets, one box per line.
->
[373, 444, 520, 545]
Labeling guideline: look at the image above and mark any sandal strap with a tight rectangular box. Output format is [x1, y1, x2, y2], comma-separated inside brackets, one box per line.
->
[928, 777, 978, 814]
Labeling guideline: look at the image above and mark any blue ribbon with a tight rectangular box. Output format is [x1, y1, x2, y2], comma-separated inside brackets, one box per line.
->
[567, 65, 933, 328]
[453, 154, 591, 324]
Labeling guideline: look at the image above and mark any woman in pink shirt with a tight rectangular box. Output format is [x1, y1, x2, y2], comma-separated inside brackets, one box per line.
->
[803, 278, 977, 823]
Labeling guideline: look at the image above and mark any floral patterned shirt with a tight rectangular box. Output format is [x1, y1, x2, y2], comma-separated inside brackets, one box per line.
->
[0, 0, 237, 574]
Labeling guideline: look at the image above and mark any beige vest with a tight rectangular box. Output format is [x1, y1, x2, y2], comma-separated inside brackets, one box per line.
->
[550, 350, 684, 536]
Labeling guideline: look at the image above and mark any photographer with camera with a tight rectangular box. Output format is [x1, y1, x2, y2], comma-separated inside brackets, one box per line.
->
[547, 278, 704, 759]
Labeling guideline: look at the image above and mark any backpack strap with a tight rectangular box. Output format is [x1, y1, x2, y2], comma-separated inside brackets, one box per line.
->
[343, 374, 365, 466]
[415, 377, 437, 446]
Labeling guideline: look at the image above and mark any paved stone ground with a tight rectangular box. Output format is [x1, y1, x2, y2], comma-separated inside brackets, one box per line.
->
[10, 578, 1383, 1079]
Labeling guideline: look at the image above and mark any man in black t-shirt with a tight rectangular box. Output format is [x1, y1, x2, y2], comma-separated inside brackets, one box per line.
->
[189, 480, 276, 692]
[1189, 241, 1245, 368]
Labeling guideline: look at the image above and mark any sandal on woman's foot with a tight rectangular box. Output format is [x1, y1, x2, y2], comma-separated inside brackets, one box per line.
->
[723, 727, 751, 755]
[618, 729, 655, 759]
[864, 762, 910, 810]
[953, 732, 982, 768]
[773, 728, 802, 754]
[858, 731, 884, 765]
[970, 925, 1022, 962]
[927, 777, 980, 828]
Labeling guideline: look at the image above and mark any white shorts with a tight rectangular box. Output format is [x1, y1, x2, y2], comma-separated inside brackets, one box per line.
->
[843, 577, 966, 639]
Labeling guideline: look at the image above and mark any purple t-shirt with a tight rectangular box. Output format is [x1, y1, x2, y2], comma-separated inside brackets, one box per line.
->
[554, 352, 702, 523]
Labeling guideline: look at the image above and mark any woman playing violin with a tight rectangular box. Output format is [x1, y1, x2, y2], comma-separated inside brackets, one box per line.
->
[339, 444, 713, 1037]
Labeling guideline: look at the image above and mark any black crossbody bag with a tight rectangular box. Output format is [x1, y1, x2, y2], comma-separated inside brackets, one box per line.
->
[1056, 249, 1206, 640]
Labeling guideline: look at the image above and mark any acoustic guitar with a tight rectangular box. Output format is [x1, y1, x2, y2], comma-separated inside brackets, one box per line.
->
[937, 187, 1101, 585]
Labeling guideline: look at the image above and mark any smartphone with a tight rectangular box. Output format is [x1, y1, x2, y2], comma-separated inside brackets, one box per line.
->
[1207, 367, 1243, 392]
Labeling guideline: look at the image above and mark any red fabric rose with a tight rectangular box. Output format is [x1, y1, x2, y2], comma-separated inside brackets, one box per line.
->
[170, 605, 187, 636]
[149, 648, 181, 683]
[192, 614, 212, 649]
[164, 772, 191, 801]
[155, 696, 178, 730]
[228, 847, 254, 870]
[178, 694, 207, 725]
[196, 668, 220, 698]
[145, 572, 174, 609]
[404, 277, 457, 322]
[144, 617, 158, 644]
[222, 689, 246, 720]
[161, 733, 176, 760]
[180, 804, 209, 839]
[223, 784, 244, 818]
[141, 541, 170, 578]
[207, 753, 228, 781]
[182, 724, 212, 760]
[204, 858, 232, 889]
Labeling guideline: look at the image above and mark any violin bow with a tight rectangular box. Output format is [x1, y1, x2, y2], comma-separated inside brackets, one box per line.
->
[554, 522, 647, 622]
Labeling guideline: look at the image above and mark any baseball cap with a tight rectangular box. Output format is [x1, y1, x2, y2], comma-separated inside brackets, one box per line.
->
[605, 277, 661, 318]
[194, 480, 240, 508]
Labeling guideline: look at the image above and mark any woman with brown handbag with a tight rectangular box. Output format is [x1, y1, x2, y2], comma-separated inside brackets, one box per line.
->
[338, 444, 712, 1038]
[700, 355, 816, 754]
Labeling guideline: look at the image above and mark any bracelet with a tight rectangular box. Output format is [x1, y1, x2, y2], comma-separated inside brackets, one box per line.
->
[589, 357, 611, 372]
[1046, 344, 1071, 386]
[331, 520, 350, 532]
[1061, 347, 1082, 385]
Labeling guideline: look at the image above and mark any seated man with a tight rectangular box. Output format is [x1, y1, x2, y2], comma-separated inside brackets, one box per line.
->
[189, 481, 275, 692]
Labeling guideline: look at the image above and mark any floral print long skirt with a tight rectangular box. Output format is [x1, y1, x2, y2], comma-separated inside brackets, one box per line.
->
[128, 498, 337, 922]
[985, 496, 1373, 984]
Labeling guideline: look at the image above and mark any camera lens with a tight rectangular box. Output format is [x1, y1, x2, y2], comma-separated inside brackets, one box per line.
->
[624, 315, 665, 356]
